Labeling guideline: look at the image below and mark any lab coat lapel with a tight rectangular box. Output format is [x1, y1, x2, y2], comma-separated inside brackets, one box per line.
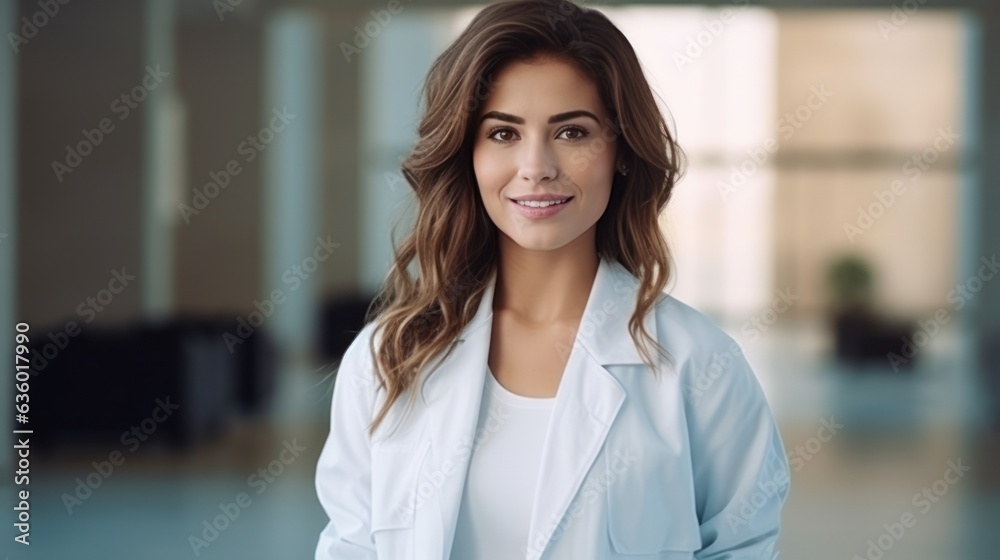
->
[524, 257, 655, 560]
[419, 256, 656, 560]
[522, 348, 625, 560]
[416, 274, 495, 560]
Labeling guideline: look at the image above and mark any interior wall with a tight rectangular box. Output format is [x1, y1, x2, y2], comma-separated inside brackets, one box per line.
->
[773, 9, 964, 317]
[17, 0, 146, 327]
[174, 20, 264, 314]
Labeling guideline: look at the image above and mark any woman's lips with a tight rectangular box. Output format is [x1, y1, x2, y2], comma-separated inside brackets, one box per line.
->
[509, 196, 573, 219]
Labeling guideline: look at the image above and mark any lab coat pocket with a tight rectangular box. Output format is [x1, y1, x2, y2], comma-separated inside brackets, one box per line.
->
[605, 445, 702, 557]
[370, 438, 431, 533]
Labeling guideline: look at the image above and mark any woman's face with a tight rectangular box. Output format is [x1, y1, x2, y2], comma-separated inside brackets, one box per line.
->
[473, 58, 619, 253]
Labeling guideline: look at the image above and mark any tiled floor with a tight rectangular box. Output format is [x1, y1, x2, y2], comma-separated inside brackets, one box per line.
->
[9, 320, 1000, 559]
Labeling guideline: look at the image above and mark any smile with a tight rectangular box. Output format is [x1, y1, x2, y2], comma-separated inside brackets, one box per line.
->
[508, 196, 574, 219]
[514, 198, 571, 208]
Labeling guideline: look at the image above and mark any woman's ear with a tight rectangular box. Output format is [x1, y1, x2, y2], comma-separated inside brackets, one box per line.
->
[614, 139, 630, 170]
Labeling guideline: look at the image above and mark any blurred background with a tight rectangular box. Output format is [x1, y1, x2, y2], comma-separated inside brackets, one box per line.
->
[1, 0, 999, 558]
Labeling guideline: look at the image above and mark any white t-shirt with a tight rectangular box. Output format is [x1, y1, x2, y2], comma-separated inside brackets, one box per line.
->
[450, 366, 556, 559]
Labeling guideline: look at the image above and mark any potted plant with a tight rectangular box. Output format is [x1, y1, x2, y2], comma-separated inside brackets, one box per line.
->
[825, 254, 875, 364]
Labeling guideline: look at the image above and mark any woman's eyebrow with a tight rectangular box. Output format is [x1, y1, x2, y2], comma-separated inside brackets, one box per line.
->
[479, 110, 600, 125]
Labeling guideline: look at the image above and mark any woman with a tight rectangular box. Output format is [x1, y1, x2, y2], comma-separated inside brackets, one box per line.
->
[315, 0, 790, 558]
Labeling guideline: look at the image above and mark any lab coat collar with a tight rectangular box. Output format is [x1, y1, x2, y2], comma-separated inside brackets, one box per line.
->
[414, 255, 659, 560]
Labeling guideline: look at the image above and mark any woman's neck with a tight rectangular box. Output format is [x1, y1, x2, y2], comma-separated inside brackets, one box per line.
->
[493, 230, 599, 325]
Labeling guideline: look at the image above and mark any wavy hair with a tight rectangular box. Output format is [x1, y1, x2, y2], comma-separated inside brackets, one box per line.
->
[359, 0, 686, 438]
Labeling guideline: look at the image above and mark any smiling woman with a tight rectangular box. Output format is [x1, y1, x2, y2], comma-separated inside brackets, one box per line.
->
[315, 0, 790, 558]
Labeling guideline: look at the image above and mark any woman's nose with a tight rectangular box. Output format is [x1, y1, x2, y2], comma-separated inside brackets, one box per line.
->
[518, 137, 558, 184]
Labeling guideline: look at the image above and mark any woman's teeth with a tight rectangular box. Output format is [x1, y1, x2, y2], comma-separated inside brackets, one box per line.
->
[515, 198, 569, 208]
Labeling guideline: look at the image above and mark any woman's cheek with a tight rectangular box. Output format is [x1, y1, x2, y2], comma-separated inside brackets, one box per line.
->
[568, 149, 589, 174]
[567, 145, 607, 180]
[474, 174, 507, 224]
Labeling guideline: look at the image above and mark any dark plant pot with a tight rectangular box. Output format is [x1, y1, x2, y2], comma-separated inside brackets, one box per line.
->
[830, 306, 917, 372]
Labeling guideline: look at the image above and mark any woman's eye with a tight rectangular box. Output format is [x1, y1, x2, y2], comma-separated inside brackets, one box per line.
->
[558, 126, 589, 141]
[488, 128, 517, 142]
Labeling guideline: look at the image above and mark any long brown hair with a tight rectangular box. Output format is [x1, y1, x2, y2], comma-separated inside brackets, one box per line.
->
[361, 0, 685, 437]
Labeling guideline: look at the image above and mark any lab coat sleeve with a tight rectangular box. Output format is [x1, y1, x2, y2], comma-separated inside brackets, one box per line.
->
[315, 329, 379, 560]
[685, 340, 790, 559]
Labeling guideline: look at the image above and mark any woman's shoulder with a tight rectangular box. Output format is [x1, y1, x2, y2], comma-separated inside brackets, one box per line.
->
[336, 320, 382, 386]
[649, 293, 765, 403]
[652, 292, 744, 363]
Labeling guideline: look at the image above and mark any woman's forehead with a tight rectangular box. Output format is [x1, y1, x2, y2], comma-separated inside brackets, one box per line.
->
[478, 59, 606, 121]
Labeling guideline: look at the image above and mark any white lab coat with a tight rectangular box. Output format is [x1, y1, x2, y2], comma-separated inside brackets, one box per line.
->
[315, 256, 790, 560]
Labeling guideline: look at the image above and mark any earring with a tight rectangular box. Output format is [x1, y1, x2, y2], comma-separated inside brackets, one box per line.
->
[617, 164, 629, 176]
